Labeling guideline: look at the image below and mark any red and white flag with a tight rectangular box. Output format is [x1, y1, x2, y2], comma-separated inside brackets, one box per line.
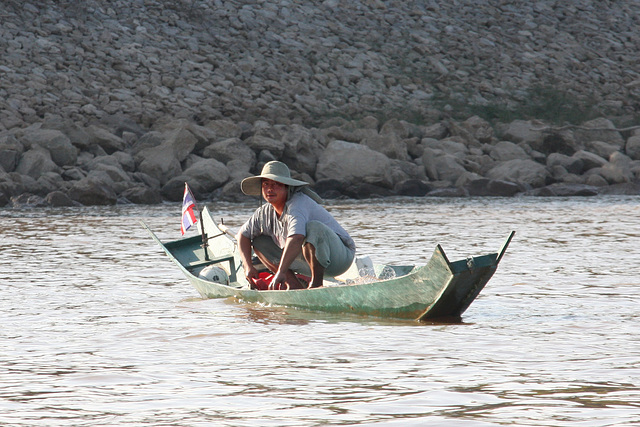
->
[181, 183, 198, 235]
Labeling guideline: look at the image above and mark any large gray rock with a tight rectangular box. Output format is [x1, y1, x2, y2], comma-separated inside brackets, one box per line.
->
[421, 151, 467, 184]
[422, 137, 468, 158]
[280, 124, 323, 176]
[600, 152, 634, 184]
[500, 120, 545, 148]
[68, 175, 118, 206]
[205, 119, 243, 139]
[15, 146, 61, 179]
[202, 138, 256, 167]
[458, 116, 495, 144]
[528, 183, 599, 197]
[316, 140, 394, 188]
[20, 128, 77, 167]
[244, 134, 285, 158]
[625, 135, 640, 160]
[360, 133, 409, 160]
[86, 125, 126, 154]
[135, 127, 197, 185]
[41, 118, 92, 150]
[181, 158, 230, 194]
[120, 186, 162, 204]
[45, 191, 76, 206]
[489, 141, 530, 161]
[546, 153, 584, 175]
[573, 118, 624, 148]
[584, 140, 621, 159]
[465, 178, 521, 197]
[487, 159, 551, 188]
[0, 134, 23, 172]
[572, 150, 607, 171]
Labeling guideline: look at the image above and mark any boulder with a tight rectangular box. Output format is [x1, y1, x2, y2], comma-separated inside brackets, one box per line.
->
[421, 150, 467, 184]
[0, 134, 24, 172]
[528, 183, 599, 197]
[41, 118, 92, 150]
[20, 128, 77, 167]
[37, 172, 65, 194]
[110, 152, 136, 172]
[538, 130, 579, 156]
[361, 133, 409, 160]
[573, 118, 624, 148]
[313, 179, 346, 199]
[161, 175, 191, 201]
[136, 146, 183, 186]
[181, 158, 230, 194]
[120, 186, 162, 204]
[465, 178, 521, 197]
[244, 134, 285, 158]
[585, 173, 609, 187]
[130, 131, 164, 156]
[489, 141, 530, 161]
[500, 120, 545, 148]
[45, 191, 76, 207]
[86, 125, 126, 154]
[280, 124, 323, 176]
[572, 150, 607, 171]
[599, 182, 640, 195]
[422, 137, 468, 158]
[546, 153, 584, 175]
[68, 175, 118, 205]
[16, 146, 61, 179]
[427, 186, 468, 197]
[600, 152, 634, 184]
[202, 137, 257, 166]
[458, 115, 494, 144]
[205, 119, 243, 139]
[134, 126, 198, 185]
[394, 179, 430, 196]
[343, 182, 394, 199]
[584, 140, 621, 159]
[625, 135, 640, 160]
[0, 190, 9, 207]
[486, 159, 551, 188]
[380, 118, 410, 140]
[316, 140, 394, 188]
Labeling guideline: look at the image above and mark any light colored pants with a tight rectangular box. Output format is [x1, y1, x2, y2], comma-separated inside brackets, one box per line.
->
[252, 221, 355, 277]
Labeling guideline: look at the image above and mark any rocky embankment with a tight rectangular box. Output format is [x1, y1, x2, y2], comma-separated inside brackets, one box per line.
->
[2, 0, 640, 207]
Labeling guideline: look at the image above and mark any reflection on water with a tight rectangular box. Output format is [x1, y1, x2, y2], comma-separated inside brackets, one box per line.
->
[1, 197, 639, 426]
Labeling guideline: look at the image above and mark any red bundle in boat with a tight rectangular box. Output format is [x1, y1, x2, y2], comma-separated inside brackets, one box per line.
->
[249, 272, 310, 290]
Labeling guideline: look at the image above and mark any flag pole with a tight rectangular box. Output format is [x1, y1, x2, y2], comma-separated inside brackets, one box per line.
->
[199, 208, 209, 261]
[183, 182, 209, 260]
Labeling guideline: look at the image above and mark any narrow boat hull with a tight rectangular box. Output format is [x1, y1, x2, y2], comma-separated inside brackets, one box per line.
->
[143, 207, 513, 321]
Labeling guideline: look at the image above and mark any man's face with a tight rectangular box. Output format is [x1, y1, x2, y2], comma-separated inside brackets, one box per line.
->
[261, 179, 287, 206]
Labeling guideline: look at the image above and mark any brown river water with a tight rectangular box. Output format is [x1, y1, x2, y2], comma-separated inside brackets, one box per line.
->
[1, 197, 639, 426]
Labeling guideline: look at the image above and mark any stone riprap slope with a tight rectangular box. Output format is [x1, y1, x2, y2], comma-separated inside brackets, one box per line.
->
[2, 0, 640, 126]
[2, 0, 640, 206]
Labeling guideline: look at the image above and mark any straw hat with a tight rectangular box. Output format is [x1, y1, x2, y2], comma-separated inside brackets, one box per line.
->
[241, 161, 309, 196]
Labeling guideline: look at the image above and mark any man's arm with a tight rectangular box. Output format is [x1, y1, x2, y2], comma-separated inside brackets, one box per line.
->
[237, 232, 259, 283]
[271, 234, 305, 286]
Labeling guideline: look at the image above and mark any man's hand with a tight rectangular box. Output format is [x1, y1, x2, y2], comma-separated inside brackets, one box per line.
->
[269, 269, 286, 289]
[244, 265, 259, 285]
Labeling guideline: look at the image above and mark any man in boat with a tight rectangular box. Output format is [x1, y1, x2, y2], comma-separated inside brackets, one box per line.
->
[237, 161, 356, 290]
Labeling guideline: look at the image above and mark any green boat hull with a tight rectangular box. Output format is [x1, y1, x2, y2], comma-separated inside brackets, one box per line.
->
[143, 207, 513, 321]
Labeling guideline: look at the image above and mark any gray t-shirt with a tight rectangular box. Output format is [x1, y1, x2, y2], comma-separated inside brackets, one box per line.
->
[239, 192, 356, 251]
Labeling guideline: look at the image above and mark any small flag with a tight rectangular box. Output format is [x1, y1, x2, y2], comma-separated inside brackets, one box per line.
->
[181, 183, 198, 235]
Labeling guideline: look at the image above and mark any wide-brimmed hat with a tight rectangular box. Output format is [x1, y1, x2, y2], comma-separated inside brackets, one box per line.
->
[241, 161, 309, 196]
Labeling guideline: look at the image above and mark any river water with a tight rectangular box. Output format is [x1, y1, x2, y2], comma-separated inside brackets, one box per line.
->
[1, 196, 639, 426]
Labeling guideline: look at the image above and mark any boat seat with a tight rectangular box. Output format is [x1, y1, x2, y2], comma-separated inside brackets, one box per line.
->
[185, 254, 237, 283]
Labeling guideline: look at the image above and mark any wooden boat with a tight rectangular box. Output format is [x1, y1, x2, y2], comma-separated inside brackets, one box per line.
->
[142, 207, 514, 322]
